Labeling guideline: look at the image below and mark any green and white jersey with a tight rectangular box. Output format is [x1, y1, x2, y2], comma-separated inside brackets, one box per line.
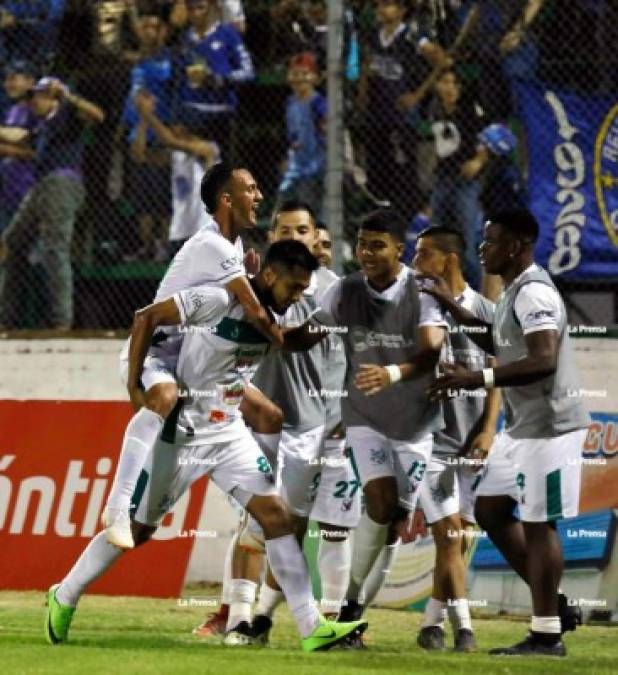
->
[433, 285, 495, 456]
[252, 266, 346, 433]
[171, 284, 271, 443]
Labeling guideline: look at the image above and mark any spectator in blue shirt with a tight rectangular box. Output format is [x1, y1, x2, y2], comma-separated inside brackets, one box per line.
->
[122, 6, 174, 261]
[277, 51, 326, 220]
[0, 0, 66, 67]
[0, 77, 105, 329]
[175, 0, 253, 159]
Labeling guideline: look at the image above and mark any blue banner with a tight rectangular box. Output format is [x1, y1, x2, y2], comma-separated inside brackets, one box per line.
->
[514, 81, 618, 278]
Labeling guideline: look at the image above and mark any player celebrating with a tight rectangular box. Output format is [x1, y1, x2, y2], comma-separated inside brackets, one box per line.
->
[317, 209, 447, 633]
[413, 226, 501, 652]
[103, 162, 283, 550]
[45, 240, 367, 652]
[426, 209, 590, 657]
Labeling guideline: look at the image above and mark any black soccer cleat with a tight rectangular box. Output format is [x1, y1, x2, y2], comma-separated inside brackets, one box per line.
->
[222, 620, 254, 646]
[489, 633, 566, 657]
[338, 599, 364, 623]
[250, 614, 272, 646]
[558, 592, 582, 634]
[454, 628, 477, 653]
[417, 625, 446, 651]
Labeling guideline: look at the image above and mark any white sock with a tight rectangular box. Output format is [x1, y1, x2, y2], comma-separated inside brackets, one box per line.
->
[226, 579, 257, 631]
[360, 539, 400, 608]
[347, 513, 388, 601]
[531, 616, 561, 634]
[256, 582, 285, 618]
[220, 531, 239, 606]
[265, 534, 320, 638]
[447, 598, 472, 631]
[318, 537, 351, 615]
[252, 432, 280, 464]
[421, 597, 447, 629]
[106, 408, 163, 512]
[56, 532, 124, 607]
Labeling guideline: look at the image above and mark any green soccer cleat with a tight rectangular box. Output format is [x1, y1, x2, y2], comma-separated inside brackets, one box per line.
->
[301, 616, 368, 653]
[44, 584, 76, 645]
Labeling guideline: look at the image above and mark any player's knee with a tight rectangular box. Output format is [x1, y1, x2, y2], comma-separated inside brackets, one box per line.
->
[131, 521, 156, 546]
[366, 495, 398, 525]
[145, 383, 178, 418]
[254, 496, 293, 538]
[432, 517, 462, 552]
[256, 399, 283, 434]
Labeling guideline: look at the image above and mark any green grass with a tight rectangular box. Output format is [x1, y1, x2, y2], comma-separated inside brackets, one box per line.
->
[0, 590, 616, 675]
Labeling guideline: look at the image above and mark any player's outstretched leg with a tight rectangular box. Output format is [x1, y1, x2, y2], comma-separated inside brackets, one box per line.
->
[246, 494, 367, 651]
[45, 522, 156, 645]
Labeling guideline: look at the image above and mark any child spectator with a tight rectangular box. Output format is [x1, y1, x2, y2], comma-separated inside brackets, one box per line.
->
[277, 51, 326, 220]
[429, 67, 487, 289]
[361, 0, 429, 220]
[175, 0, 253, 159]
[0, 76, 105, 329]
[122, 4, 174, 260]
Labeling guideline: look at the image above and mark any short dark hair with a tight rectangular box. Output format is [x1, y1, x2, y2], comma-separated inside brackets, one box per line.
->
[200, 162, 233, 213]
[487, 208, 539, 243]
[273, 199, 317, 226]
[417, 225, 466, 263]
[360, 209, 407, 243]
[264, 240, 319, 274]
[316, 220, 329, 232]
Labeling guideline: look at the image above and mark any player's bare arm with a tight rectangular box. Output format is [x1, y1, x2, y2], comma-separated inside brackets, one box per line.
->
[226, 276, 284, 348]
[420, 273, 495, 354]
[126, 298, 181, 410]
[428, 329, 558, 401]
[463, 357, 501, 468]
[355, 324, 446, 396]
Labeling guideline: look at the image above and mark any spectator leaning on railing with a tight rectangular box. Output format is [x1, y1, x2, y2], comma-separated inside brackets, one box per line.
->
[0, 77, 105, 330]
[174, 0, 253, 159]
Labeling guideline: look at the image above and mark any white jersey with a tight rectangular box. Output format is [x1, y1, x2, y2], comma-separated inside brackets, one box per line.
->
[172, 284, 272, 443]
[168, 152, 211, 243]
[120, 220, 245, 365]
[155, 222, 245, 302]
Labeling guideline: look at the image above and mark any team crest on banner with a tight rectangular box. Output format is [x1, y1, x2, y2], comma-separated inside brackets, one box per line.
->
[594, 103, 618, 248]
[514, 82, 618, 278]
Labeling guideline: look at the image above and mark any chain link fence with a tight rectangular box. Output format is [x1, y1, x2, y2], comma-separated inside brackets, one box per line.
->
[0, 0, 616, 330]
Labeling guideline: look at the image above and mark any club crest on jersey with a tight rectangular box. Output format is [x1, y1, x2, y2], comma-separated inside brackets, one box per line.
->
[370, 448, 387, 465]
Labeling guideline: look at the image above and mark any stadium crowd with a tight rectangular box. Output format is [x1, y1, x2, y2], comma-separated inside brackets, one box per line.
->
[0, 0, 613, 328]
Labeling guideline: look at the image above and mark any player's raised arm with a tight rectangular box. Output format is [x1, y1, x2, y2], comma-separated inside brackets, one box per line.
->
[420, 273, 495, 354]
[226, 276, 284, 348]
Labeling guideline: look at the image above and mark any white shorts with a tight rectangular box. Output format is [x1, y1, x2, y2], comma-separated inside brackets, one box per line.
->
[346, 426, 433, 512]
[119, 335, 180, 392]
[473, 428, 587, 522]
[133, 421, 277, 527]
[419, 455, 476, 525]
[277, 425, 324, 517]
[308, 438, 362, 529]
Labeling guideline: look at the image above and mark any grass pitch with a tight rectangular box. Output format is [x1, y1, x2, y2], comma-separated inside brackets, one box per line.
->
[1, 590, 616, 675]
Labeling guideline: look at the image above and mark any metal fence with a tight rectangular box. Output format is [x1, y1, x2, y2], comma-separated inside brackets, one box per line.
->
[0, 0, 616, 330]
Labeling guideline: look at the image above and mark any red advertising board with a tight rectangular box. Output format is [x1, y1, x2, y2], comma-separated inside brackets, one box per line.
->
[0, 400, 208, 598]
